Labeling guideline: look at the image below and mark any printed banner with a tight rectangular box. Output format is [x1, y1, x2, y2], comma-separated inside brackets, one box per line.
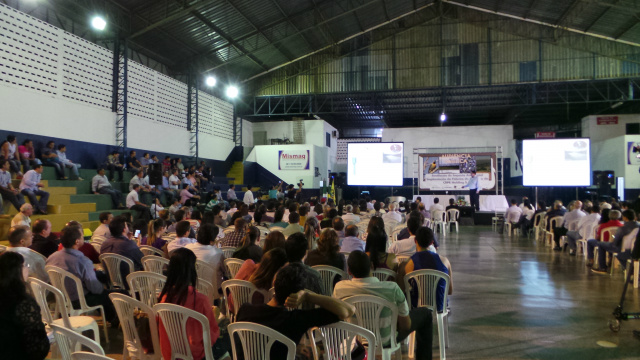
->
[418, 153, 496, 191]
[627, 142, 640, 165]
[278, 150, 310, 170]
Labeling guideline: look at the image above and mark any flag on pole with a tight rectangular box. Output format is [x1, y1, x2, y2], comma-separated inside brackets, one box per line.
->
[329, 178, 335, 202]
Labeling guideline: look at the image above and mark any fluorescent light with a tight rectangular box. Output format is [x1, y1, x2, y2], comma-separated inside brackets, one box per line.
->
[440, 113, 447, 122]
[205, 76, 217, 87]
[226, 85, 239, 98]
[91, 16, 106, 31]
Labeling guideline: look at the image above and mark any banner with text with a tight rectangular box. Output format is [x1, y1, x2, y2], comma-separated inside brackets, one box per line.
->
[278, 150, 311, 170]
[418, 153, 496, 191]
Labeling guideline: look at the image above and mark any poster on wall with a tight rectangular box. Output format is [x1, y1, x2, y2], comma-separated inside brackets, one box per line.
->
[278, 150, 310, 170]
[418, 153, 496, 191]
[627, 142, 640, 165]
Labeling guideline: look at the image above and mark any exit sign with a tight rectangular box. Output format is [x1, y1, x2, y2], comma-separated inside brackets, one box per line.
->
[535, 132, 556, 138]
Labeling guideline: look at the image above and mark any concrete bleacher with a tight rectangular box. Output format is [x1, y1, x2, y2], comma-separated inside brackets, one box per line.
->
[0, 167, 134, 241]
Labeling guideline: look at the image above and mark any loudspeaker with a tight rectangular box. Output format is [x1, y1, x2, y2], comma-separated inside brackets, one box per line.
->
[148, 163, 163, 186]
[626, 123, 640, 135]
[329, 172, 347, 187]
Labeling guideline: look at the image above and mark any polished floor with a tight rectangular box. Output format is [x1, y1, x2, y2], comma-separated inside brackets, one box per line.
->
[93, 225, 640, 360]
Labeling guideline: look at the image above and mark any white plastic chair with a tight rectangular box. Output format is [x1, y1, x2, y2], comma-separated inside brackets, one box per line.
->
[90, 235, 107, 252]
[197, 278, 216, 305]
[140, 245, 164, 257]
[45, 265, 109, 343]
[547, 216, 564, 246]
[221, 246, 237, 259]
[109, 293, 162, 360]
[432, 210, 447, 235]
[221, 279, 268, 322]
[127, 271, 167, 307]
[395, 254, 411, 264]
[268, 226, 285, 232]
[531, 212, 543, 240]
[491, 211, 505, 232]
[576, 223, 597, 259]
[28, 278, 101, 346]
[224, 258, 245, 278]
[390, 228, 403, 243]
[50, 323, 105, 360]
[229, 322, 297, 360]
[343, 294, 401, 360]
[611, 228, 639, 275]
[312, 265, 349, 296]
[404, 269, 451, 360]
[195, 259, 216, 283]
[153, 303, 215, 360]
[71, 352, 113, 360]
[99, 253, 134, 289]
[372, 268, 397, 282]
[311, 321, 377, 360]
[142, 255, 169, 275]
[384, 220, 399, 237]
[446, 209, 460, 233]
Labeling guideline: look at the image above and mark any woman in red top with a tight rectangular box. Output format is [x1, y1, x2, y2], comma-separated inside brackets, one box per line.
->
[158, 248, 229, 359]
[595, 209, 623, 242]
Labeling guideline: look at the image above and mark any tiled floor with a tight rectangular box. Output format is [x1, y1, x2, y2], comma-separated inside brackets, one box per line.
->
[94, 225, 640, 359]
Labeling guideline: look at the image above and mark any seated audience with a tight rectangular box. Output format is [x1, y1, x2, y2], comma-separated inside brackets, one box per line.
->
[29, 219, 59, 258]
[243, 184, 254, 205]
[92, 168, 125, 209]
[282, 212, 304, 237]
[6, 225, 49, 282]
[389, 217, 421, 255]
[504, 199, 523, 232]
[0, 159, 25, 212]
[105, 151, 124, 181]
[332, 217, 345, 238]
[235, 248, 288, 305]
[340, 224, 365, 253]
[180, 183, 200, 206]
[186, 223, 224, 287]
[127, 150, 142, 173]
[365, 227, 398, 271]
[19, 165, 49, 215]
[564, 204, 600, 255]
[0, 251, 50, 359]
[17, 139, 40, 172]
[92, 212, 113, 244]
[320, 208, 337, 229]
[139, 153, 151, 174]
[304, 216, 320, 250]
[11, 203, 32, 228]
[429, 197, 444, 213]
[100, 216, 144, 277]
[370, 201, 384, 217]
[232, 226, 263, 263]
[56, 144, 82, 180]
[157, 170, 175, 206]
[236, 262, 354, 359]
[144, 219, 168, 256]
[167, 220, 197, 254]
[342, 204, 361, 224]
[446, 199, 459, 212]
[383, 202, 402, 224]
[305, 228, 346, 271]
[270, 208, 288, 228]
[46, 224, 120, 326]
[545, 200, 567, 231]
[285, 233, 323, 294]
[158, 248, 229, 360]
[334, 251, 433, 360]
[553, 201, 585, 251]
[41, 140, 65, 179]
[591, 209, 639, 273]
[519, 199, 535, 234]
[221, 218, 247, 248]
[1, 135, 23, 177]
[126, 184, 150, 222]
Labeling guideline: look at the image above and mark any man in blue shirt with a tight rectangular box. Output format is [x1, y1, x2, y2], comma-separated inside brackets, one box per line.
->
[18, 164, 49, 215]
[462, 170, 480, 211]
[100, 216, 144, 284]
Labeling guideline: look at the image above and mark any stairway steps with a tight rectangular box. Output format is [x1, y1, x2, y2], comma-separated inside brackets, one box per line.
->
[47, 187, 77, 195]
[47, 203, 96, 215]
[11, 179, 48, 188]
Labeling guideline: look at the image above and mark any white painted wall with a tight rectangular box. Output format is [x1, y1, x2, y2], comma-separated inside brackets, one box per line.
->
[581, 114, 640, 141]
[246, 144, 325, 188]
[381, 125, 514, 178]
[0, 85, 115, 145]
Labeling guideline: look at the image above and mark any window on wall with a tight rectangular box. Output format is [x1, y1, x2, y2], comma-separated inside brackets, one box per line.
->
[520, 61, 538, 82]
[326, 132, 331, 147]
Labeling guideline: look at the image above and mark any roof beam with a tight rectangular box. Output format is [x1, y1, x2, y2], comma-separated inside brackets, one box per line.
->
[555, 0, 580, 26]
[613, 16, 640, 39]
[127, 0, 218, 40]
[269, 0, 316, 50]
[584, 0, 621, 32]
[523, 0, 539, 19]
[444, 0, 640, 47]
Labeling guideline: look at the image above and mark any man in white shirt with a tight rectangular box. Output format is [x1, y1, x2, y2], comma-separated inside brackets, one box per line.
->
[429, 198, 445, 214]
[388, 217, 421, 255]
[382, 202, 403, 223]
[243, 185, 254, 205]
[11, 203, 32, 228]
[226, 184, 237, 201]
[185, 224, 225, 290]
[341, 204, 361, 225]
[168, 169, 181, 191]
[56, 144, 83, 180]
[553, 200, 586, 251]
[92, 168, 124, 209]
[91, 212, 112, 248]
[168, 221, 197, 253]
[505, 199, 523, 225]
[366, 198, 374, 211]
[6, 225, 49, 282]
[461, 170, 480, 211]
[19, 164, 49, 214]
[564, 204, 600, 255]
[126, 184, 150, 222]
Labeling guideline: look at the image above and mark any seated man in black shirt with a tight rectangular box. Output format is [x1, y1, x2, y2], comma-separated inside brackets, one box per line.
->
[236, 262, 354, 359]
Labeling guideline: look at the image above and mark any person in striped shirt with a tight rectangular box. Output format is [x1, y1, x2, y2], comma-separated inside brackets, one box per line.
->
[333, 250, 434, 360]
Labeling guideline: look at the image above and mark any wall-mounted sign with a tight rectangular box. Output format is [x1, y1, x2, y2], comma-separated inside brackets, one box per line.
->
[597, 116, 618, 125]
[278, 150, 310, 170]
[535, 131, 556, 138]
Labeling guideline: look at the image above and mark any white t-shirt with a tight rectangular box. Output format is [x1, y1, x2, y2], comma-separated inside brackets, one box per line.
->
[168, 175, 180, 190]
[243, 190, 254, 205]
[388, 236, 416, 255]
[126, 190, 139, 208]
[429, 204, 445, 213]
[505, 205, 523, 224]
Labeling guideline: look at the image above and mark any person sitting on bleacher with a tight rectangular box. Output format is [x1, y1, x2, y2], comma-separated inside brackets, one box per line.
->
[19, 165, 49, 215]
[334, 250, 434, 360]
[92, 168, 125, 209]
[11, 204, 32, 228]
[139, 152, 151, 174]
[0, 159, 25, 212]
[126, 184, 150, 222]
[1, 135, 23, 178]
[40, 140, 65, 180]
[127, 150, 142, 174]
[91, 212, 112, 246]
[6, 225, 49, 282]
[17, 139, 40, 172]
[106, 151, 124, 181]
[158, 170, 175, 206]
[56, 144, 82, 181]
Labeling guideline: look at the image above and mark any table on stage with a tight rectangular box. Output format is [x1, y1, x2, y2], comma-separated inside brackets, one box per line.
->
[412, 194, 508, 212]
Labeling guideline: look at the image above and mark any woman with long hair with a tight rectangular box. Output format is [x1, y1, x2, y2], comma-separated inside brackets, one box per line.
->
[158, 248, 228, 359]
[305, 228, 346, 271]
[232, 248, 289, 307]
[145, 219, 167, 254]
[263, 230, 285, 253]
[270, 208, 288, 228]
[365, 227, 397, 271]
[0, 252, 50, 359]
[304, 216, 320, 251]
[232, 226, 263, 263]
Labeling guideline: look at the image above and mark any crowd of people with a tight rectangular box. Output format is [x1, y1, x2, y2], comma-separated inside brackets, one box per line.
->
[0, 191, 453, 360]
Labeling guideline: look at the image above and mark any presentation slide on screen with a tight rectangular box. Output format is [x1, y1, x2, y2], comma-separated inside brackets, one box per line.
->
[348, 142, 404, 186]
[418, 153, 496, 191]
[523, 139, 591, 186]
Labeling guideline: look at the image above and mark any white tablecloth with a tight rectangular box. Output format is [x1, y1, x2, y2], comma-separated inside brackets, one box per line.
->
[412, 194, 508, 212]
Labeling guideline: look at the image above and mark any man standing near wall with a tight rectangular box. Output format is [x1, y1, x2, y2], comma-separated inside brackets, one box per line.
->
[462, 170, 480, 211]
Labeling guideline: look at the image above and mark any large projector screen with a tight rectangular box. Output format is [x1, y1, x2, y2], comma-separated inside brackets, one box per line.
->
[523, 138, 591, 186]
[348, 142, 404, 186]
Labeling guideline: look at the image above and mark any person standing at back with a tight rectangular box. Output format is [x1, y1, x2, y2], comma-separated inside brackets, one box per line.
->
[461, 170, 480, 211]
